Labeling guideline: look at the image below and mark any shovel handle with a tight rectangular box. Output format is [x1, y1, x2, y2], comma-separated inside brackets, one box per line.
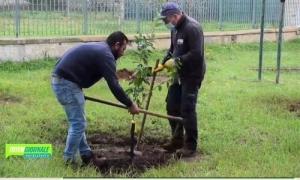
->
[130, 120, 135, 159]
[84, 95, 183, 122]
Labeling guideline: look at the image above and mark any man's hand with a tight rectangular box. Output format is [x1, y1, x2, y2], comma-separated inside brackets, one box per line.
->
[152, 58, 179, 73]
[164, 58, 178, 70]
[152, 64, 165, 73]
[128, 102, 139, 114]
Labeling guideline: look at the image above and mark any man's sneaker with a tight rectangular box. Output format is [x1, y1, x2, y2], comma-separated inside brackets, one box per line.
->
[162, 138, 184, 153]
[175, 146, 197, 158]
[64, 158, 79, 169]
[80, 151, 107, 168]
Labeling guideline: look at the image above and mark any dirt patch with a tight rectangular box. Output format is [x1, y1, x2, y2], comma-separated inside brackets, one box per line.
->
[279, 99, 300, 117]
[275, 97, 300, 115]
[288, 101, 300, 112]
[116, 68, 170, 83]
[86, 132, 203, 176]
[87, 132, 172, 176]
[0, 93, 22, 105]
[116, 68, 135, 80]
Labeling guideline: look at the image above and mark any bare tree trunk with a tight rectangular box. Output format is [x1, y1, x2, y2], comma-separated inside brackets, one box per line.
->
[284, 0, 300, 27]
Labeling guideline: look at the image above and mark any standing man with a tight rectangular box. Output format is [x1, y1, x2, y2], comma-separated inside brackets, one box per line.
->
[154, 2, 206, 158]
[51, 31, 139, 168]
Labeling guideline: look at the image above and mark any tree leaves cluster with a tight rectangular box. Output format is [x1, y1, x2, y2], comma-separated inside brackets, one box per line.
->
[125, 13, 178, 108]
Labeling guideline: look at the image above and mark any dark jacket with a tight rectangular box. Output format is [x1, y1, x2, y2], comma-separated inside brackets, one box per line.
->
[166, 13, 206, 84]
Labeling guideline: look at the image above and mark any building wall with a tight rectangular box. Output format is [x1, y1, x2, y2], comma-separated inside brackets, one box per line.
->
[0, 27, 299, 62]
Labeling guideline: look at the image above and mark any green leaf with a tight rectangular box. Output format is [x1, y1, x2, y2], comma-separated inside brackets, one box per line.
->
[158, 85, 162, 91]
[129, 15, 164, 108]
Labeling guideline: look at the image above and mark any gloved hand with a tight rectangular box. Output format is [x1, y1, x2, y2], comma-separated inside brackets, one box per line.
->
[152, 53, 172, 73]
[152, 58, 178, 73]
[152, 64, 165, 73]
[164, 58, 177, 70]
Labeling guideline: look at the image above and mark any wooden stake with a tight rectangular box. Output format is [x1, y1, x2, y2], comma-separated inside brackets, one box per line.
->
[136, 59, 160, 150]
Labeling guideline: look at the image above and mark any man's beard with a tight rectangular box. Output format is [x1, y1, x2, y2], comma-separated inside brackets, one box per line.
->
[112, 51, 119, 60]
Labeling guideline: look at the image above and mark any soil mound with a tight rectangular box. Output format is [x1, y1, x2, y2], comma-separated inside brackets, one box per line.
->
[87, 132, 175, 176]
[116, 68, 134, 80]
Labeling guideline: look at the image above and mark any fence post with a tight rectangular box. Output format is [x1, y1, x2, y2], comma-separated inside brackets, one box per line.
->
[218, 0, 223, 31]
[113, 2, 115, 16]
[251, 0, 257, 28]
[275, 0, 286, 84]
[136, 0, 141, 34]
[180, 0, 186, 12]
[258, 0, 266, 80]
[82, 0, 88, 35]
[67, 0, 70, 19]
[14, 0, 20, 38]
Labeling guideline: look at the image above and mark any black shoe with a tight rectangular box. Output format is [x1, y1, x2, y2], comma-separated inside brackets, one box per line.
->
[175, 146, 197, 158]
[162, 138, 184, 153]
[80, 151, 107, 168]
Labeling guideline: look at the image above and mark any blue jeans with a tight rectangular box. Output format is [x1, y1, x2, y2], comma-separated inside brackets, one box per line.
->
[51, 75, 91, 163]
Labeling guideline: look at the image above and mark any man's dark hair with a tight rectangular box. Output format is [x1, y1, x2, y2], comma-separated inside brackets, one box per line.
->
[106, 31, 129, 46]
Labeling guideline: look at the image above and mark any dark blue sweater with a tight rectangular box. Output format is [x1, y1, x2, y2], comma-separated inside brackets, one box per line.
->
[52, 42, 133, 107]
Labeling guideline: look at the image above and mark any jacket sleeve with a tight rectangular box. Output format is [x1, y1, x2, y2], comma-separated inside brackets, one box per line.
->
[179, 25, 204, 64]
[168, 30, 175, 54]
[96, 53, 133, 107]
[162, 30, 174, 64]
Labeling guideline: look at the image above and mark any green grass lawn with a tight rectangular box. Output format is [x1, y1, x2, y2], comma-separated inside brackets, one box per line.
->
[1, 39, 300, 177]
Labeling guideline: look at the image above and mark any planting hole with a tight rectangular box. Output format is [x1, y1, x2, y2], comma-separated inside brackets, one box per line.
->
[288, 101, 300, 113]
[87, 132, 174, 176]
[85, 132, 204, 176]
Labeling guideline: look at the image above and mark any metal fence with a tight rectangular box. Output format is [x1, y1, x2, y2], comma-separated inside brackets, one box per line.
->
[1, 0, 300, 37]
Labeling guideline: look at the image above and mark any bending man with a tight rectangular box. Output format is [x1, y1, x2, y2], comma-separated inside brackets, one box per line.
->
[51, 31, 139, 167]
